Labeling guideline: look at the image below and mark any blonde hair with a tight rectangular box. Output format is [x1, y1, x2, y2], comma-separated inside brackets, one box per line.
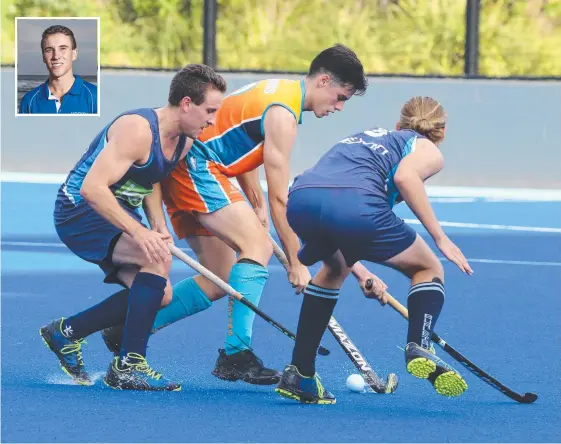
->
[399, 96, 447, 144]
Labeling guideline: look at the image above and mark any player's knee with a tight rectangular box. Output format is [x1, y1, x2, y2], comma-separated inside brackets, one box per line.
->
[427, 259, 444, 282]
[322, 261, 345, 280]
[141, 259, 171, 278]
[161, 281, 173, 306]
[239, 232, 273, 265]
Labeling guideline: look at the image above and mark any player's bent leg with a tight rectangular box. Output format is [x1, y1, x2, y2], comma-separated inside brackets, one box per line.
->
[188, 234, 237, 301]
[40, 233, 139, 386]
[277, 252, 349, 404]
[152, 235, 236, 332]
[384, 235, 467, 397]
[102, 234, 181, 391]
[101, 235, 234, 355]
[100, 266, 169, 356]
[198, 202, 279, 384]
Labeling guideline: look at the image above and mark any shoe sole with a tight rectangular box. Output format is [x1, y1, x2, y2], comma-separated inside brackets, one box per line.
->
[211, 369, 280, 386]
[407, 357, 437, 379]
[103, 377, 182, 392]
[407, 356, 467, 397]
[275, 387, 336, 405]
[39, 328, 92, 386]
[433, 371, 468, 397]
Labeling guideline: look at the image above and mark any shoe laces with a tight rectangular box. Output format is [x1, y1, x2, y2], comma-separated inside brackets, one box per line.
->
[242, 350, 263, 367]
[60, 339, 87, 366]
[123, 353, 162, 380]
[313, 374, 326, 398]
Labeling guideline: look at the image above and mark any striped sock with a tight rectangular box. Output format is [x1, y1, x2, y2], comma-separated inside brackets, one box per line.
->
[407, 278, 445, 349]
[291, 283, 339, 377]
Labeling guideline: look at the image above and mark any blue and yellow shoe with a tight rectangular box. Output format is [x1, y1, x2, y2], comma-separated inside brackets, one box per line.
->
[39, 318, 91, 385]
[275, 365, 336, 404]
[405, 342, 467, 397]
[104, 353, 182, 391]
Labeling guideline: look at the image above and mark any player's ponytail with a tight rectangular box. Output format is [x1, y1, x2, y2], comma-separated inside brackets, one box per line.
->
[399, 96, 447, 144]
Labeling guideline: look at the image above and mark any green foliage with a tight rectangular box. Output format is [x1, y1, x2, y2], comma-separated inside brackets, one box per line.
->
[2, 0, 560, 76]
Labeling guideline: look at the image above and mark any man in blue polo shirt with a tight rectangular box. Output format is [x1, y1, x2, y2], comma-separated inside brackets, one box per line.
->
[19, 25, 97, 115]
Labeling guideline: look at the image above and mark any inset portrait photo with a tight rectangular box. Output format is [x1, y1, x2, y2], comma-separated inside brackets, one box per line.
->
[16, 17, 100, 116]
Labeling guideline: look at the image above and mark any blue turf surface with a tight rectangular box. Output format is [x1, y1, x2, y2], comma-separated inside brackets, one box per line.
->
[2, 183, 561, 442]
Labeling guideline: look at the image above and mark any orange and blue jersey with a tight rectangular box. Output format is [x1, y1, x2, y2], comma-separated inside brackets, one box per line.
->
[163, 78, 306, 239]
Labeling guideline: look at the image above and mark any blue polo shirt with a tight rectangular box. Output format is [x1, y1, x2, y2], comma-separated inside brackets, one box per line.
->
[19, 75, 97, 115]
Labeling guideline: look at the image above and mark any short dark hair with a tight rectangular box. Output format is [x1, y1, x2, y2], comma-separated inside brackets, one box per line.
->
[168, 64, 227, 106]
[41, 25, 77, 50]
[308, 44, 368, 96]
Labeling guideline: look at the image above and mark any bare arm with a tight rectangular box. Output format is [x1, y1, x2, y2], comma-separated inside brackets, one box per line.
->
[395, 138, 472, 274]
[236, 167, 269, 229]
[143, 182, 167, 230]
[80, 115, 152, 236]
[262, 106, 301, 265]
[236, 168, 266, 210]
[394, 138, 445, 242]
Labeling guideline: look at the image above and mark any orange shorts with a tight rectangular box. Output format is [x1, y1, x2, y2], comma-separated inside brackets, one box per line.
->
[163, 153, 246, 239]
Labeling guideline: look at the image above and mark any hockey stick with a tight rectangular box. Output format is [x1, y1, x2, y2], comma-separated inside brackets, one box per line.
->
[370, 280, 538, 403]
[269, 236, 399, 394]
[169, 244, 330, 356]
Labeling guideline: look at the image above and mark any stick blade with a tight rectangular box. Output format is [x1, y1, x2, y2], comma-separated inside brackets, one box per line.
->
[518, 392, 538, 404]
[365, 371, 399, 394]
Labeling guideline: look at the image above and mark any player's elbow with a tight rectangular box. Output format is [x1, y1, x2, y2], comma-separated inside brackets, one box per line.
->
[80, 179, 102, 203]
[393, 169, 416, 188]
[268, 192, 288, 211]
[79, 183, 93, 201]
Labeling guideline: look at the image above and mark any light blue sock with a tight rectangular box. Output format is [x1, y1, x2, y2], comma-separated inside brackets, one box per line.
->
[225, 262, 269, 355]
[151, 277, 212, 333]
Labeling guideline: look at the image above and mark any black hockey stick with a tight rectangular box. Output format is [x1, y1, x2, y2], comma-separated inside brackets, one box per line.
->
[328, 316, 399, 393]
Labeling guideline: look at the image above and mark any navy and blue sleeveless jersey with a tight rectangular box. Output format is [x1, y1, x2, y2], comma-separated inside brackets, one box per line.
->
[290, 128, 426, 208]
[54, 108, 185, 224]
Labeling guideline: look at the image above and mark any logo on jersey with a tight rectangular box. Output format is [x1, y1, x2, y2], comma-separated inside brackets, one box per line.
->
[340, 135, 389, 156]
[364, 128, 389, 138]
[228, 82, 258, 97]
[190, 156, 197, 170]
[114, 179, 152, 207]
[263, 79, 280, 95]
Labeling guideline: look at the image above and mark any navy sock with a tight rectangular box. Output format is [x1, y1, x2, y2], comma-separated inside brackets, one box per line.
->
[120, 272, 167, 360]
[407, 278, 445, 349]
[291, 283, 339, 377]
[62, 289, 129, 339]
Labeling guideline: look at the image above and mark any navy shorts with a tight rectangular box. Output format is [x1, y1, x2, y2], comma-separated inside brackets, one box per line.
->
[55, 204, 143, 285]
[287, 187, 417, 267]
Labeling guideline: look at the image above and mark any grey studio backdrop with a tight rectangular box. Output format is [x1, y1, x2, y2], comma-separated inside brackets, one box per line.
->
[2, 68, 560, 189]
[17, 18, 98, 77]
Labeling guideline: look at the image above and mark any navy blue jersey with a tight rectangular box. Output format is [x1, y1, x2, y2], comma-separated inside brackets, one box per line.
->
[54, 108, 185, 224]
[19, 75, 97, 114]
[291, 128, 426, 208]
